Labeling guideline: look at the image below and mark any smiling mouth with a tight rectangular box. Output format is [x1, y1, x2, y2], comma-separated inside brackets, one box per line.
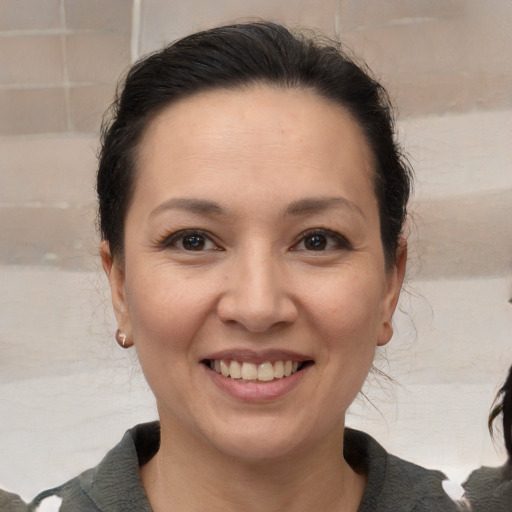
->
[203, 359, 313, 382]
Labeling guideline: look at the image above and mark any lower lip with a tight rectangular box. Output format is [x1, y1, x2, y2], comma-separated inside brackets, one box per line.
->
[204, 365, 310, 402]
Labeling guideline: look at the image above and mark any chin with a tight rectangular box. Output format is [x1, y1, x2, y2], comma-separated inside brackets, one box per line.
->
[214, 433, 302, 462]
[200, 416, 325, 463]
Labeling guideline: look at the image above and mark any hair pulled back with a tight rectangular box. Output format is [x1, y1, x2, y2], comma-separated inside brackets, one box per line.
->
[97, 21, 412, 265]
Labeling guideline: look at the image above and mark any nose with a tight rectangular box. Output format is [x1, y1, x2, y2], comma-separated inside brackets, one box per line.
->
[217, 246, 298, 333]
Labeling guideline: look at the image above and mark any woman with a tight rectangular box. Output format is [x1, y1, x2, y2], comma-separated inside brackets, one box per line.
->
[2, 21, 459, 511]
[462, 365, 512, 511]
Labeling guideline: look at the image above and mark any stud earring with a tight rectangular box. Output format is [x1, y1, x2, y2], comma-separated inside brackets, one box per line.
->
[115, 329, 133, 349]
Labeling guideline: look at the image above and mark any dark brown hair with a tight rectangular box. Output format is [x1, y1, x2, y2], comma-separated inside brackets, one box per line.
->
[489, 364, 512, 460]
[97, 21, 412, 265]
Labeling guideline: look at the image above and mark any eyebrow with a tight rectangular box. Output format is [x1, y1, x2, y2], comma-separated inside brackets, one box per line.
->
[284, 197, 365, 218]
[150, 196, 364, 219]
[150, 198, 225, 217]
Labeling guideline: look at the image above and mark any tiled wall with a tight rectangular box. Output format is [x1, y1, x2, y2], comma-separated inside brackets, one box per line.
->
[0, 0, 132, 271]
[136, 0, 339, 54]
[138, 0, 512, 118]
[1, 0, 511, 500]
[337, 0, 512, 117]
[1, 0, 511, 271]
[0, 0, 132, 135]
[2, 0, 512, 137]
[0, 136, 98, 269]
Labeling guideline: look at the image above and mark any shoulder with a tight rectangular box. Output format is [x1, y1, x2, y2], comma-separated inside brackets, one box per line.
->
[2, 422, 159, 512]
[0, 489, 30, 512]
[344, 428, 460, 512]
[0, 488, 65, 512]
[462, 463, 512, 512]
[381, 452, 460, 511]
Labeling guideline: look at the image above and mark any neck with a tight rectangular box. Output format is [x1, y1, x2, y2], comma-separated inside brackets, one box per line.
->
[140, 418, 366, 512]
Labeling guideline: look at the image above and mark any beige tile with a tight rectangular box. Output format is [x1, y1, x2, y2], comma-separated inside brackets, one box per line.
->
[69, 84, 116, 133]
[336, 0, 464, 31]
[412, 189, 512, 278]
[396, 72, 512, 117]
[295, 0, 338, 35]
[137, 0, 512, 117]
[0, 0, 61, 31]
[0, 35, 63, 85]
[66, 32, 130, 84]
[0, 135, 98, 205]
[64, 0, 132, 33]
[337, 0, 512, 117]
[139, 0, 338, 54]
[0, 206, 97, 270]
[0, 267, 112, 389]
[0, 88, 67, 135]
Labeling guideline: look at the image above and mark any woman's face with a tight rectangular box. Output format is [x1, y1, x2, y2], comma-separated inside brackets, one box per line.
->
[103, 86, 405, 460]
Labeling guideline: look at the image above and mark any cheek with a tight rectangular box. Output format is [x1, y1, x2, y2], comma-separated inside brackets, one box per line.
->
[124, 268, 216, 359]
[305, 271, 385, 387]
[305, 270, 385, 342]
[124, 276, 210, 403]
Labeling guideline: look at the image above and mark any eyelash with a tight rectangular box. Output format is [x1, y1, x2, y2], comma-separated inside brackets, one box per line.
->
[157, 228, 351, 253]
[292, 228, 352, 252]
[157, 229, 221, 252]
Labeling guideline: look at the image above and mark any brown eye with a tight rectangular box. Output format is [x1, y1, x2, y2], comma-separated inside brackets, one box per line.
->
[182, 234, 206, 250]
[304, 234, 327, 250]
[159, 229, 220, 252]
[292, 229, 352, 252]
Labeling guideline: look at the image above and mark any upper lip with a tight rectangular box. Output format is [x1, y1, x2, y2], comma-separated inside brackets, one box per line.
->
[202, 349, 313, 365]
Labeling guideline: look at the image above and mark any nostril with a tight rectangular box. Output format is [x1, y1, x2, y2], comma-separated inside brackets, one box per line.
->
[217, 301, 299, 333]
[216, 274, 298, 333]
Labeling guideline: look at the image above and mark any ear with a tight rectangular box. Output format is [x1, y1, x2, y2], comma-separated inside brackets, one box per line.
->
[377, 238, 407, 346]
[100, 241, 131, 338]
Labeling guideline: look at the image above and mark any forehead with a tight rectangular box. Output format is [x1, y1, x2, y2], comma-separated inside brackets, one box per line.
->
[134, 85, 376, 211]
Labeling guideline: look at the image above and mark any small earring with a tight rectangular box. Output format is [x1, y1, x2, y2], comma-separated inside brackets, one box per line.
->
[115, 329, 132, 349]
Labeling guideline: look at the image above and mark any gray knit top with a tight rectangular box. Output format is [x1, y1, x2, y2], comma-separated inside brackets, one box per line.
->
[1, 422, 459, 511]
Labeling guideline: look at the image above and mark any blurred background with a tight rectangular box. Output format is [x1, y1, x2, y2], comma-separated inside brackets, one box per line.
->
[1, 0, 511, 500]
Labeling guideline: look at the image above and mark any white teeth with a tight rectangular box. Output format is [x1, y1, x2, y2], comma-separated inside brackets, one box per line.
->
[257, 362, 275, 381]
[229, 360, 242, 379]
[241, 362, 258, 380]
[210, 359, 304, 381]
[274, 360, 284, 378]
[220, 360, 230, 377]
